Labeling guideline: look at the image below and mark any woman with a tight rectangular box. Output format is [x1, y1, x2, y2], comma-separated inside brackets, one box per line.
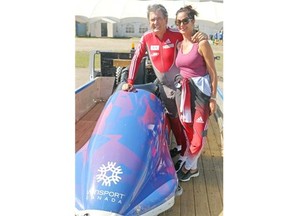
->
[174, 5, 218, 182]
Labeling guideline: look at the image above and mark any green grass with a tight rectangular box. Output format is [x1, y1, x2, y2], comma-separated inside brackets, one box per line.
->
[75, 51, 90, 68]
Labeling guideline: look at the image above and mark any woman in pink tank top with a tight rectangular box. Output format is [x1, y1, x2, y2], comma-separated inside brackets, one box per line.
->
[173, 5, 218, 182]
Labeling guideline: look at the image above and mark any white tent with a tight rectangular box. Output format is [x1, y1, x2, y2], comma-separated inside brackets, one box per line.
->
[76, 0, 223, 22]
[75, 0, 223, 37]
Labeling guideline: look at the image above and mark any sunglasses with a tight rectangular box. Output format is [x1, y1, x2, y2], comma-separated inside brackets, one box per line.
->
[175, 17, 191, 26]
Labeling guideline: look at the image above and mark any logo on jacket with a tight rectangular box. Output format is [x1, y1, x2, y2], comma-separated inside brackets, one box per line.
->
[163, 39, 174, 49]
[195, 116, 204, 123]
[151, 45, 159, 50]
[151, 52, 159, 57]
[163, 44, 174, 49]
[96, 162, 123, 186]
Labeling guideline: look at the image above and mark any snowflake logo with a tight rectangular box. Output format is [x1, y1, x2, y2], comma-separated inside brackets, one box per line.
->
[96, 162, 123, 186]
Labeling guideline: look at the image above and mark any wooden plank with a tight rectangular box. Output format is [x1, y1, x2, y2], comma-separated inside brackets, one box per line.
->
[207, 116, 224, 200]
[199, 116, 223, 215]
[193, 156, 211, 216]
[201, 151, 223, 215]
[75, 77, 115, 122]
[209, 115, 223, 156]
[75, 120, 95, 149]
[113, 59, 131, 67]
[75, 102, 106, 152]
[161, 196, 181, 216]
[180, 178, 195, 216]
[80, 102, 106, 121]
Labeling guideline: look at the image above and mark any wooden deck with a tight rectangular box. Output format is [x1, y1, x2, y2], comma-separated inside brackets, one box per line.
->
[76, 102, 223, 216]
[160, 113, 223, 216]
[75, 102, 106, 152]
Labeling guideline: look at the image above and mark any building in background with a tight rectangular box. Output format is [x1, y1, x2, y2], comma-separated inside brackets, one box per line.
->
[75, 0, 223, 38]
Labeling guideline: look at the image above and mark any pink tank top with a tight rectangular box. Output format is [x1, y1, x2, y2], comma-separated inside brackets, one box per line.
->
[175, 43, 207, 78]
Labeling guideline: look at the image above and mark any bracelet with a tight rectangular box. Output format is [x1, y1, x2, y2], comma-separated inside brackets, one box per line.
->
[210, 97, 216, 101]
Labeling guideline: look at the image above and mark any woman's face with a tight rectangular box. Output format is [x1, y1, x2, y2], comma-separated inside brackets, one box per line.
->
[176, 12, 194, 34]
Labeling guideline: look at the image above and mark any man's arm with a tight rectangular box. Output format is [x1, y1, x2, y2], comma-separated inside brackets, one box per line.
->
[127, 37, 147, 85]
[122, 37, 147, 91]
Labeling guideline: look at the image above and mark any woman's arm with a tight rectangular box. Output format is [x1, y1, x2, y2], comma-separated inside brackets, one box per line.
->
[198, 40, 218, 114]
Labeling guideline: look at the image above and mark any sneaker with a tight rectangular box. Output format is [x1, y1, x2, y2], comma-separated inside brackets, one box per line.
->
[177, 168, 199, 182]
[177, 168, 186, 180]
[170, 147, 181, 158]
[175, 160, 185, 172]
[175, 184, 183, 196]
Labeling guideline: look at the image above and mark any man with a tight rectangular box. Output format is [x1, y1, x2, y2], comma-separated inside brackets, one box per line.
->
[122, 4, 207, 196]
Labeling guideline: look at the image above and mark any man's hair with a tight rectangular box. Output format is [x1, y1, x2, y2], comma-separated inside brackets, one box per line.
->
[147, 4, 168, 19]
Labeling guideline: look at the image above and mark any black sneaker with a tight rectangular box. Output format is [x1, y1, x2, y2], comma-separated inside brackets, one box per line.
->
[178, 169, 199, 182]
[175, 160, 185, 172]
[177, 168, 186, 180]
[170, 147, 181, 158]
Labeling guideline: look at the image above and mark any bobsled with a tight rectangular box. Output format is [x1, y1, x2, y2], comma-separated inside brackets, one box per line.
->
[75, 83, 178, 216]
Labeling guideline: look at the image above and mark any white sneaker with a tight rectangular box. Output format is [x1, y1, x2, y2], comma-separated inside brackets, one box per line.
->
[175, 184, 183, 196]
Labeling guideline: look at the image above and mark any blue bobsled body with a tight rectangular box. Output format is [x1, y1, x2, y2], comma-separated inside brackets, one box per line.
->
[75, 88, 177, 216]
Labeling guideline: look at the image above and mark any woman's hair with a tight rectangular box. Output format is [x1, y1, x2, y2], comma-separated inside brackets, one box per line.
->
[147, 4, 168, 19]
[176, 5, 198, 20]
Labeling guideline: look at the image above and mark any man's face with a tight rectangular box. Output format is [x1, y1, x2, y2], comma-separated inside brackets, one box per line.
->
[148, 10, 167, 36]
